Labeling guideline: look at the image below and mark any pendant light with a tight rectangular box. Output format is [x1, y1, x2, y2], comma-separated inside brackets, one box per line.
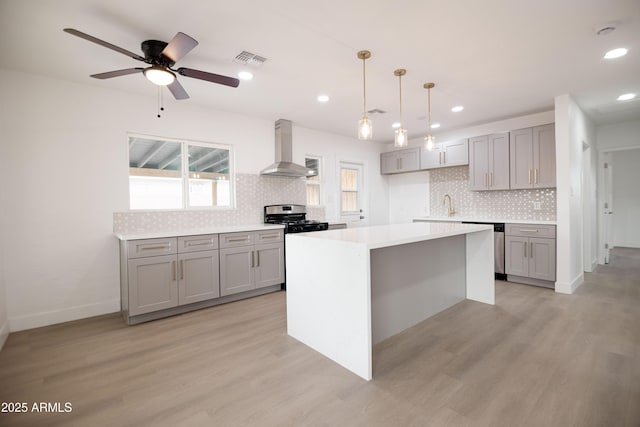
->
[357, 50, 373, 140]
[424, 82, 435, 151]
[394, 69, 408, 147]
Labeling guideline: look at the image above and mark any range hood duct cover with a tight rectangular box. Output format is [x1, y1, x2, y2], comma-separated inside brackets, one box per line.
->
[260, 119, 316, 178]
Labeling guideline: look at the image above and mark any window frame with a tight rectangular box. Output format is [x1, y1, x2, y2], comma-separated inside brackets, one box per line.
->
[305, 155, 322, 207]
[128, 133, 235, 211]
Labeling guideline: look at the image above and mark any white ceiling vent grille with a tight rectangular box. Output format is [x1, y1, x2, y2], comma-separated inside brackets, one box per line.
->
[233, 51, 267, 67]
[367, 108, 386, 114]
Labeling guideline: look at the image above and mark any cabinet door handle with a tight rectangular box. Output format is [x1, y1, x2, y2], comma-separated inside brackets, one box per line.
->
[528, 168, 532, 184]
[228, 237, 250, 243]
[443, 151, 446, 164]
[260, 234, 279, 240]
[534, 168, 538, 184]
[172, 261, 176, 281]
[186, 240, 211, 247]
[484, 173, 487, 186]
[524, 243, 527, 258]
[519, 229, 538, 233]
[399, 158, 403, 169]
[250, 251, 254, 268]
[530, 242, 534, 258]
[141, 245, 169, 251]
[180, 260, 184, 280]
[256, 250, 260, 267]
[490, 172, 493, 186]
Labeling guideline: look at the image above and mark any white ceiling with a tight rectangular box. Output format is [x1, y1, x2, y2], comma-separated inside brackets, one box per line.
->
[1, 0, 639, 142]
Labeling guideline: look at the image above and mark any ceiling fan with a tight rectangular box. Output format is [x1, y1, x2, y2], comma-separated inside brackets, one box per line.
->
[63, 28, 240, 100]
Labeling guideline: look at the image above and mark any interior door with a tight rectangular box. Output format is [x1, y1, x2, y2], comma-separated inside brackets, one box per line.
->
[339, 161, 367, 226]
[602, 153, 614, 264]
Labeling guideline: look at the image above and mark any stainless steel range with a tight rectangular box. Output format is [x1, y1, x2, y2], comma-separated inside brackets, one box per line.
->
[264, 204, 329, 233]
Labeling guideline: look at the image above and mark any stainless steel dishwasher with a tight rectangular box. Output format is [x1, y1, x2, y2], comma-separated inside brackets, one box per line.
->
[463, 222, 506, 280]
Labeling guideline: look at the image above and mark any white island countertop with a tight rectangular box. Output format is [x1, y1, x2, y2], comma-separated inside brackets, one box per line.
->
[114, 224, 284, 241]
[286, 221, 495, 380]
[295, 222, 492, 249]
[413, 216, 557, 225]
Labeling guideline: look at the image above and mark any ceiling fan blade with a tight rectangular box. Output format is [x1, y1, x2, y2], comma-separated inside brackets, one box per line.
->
[167, 79, 189, 100]
[63, 28, 145, 61]
[162, 32, 198, 63]
[91, 68, 144, 79]
[177, 68, 240, 88]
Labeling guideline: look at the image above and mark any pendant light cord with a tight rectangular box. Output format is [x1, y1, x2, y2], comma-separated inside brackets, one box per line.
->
[427, 87, 431, 134]
[362, 58, 367, 115]
[399, 74, 403, 126]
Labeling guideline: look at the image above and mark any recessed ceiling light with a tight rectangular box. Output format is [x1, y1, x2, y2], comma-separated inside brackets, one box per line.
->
[431, 123, 441, 129]
[392, 122, 401, 128]
[238, 71, 253, 80]
[617, 93, 636, 101]
[451, 106, 464, 112]
[317, 95, 330, 103]
[604, 48, 628, 59]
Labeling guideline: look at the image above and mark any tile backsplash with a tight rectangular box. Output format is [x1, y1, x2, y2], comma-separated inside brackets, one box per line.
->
[114, 173, 325, 234]
[429, 166, 556, 221]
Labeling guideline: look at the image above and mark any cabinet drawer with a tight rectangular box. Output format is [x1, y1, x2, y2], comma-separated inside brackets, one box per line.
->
[505, 224, 556, 238]
[219, 231, 254, 248]
[178, 234, 218, 253]
[255, 229, 284, 243]
[127, 238, 177, 259]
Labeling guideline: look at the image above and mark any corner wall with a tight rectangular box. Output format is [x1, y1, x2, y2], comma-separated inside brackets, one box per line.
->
[0, 137, 7, 349]
[554, 95, 595, 294]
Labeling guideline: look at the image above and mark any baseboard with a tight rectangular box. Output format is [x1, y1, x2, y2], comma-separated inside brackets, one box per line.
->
[8, 299, 120, 332]
[0, 320, 9, 352]
[555, 273, 584, 294]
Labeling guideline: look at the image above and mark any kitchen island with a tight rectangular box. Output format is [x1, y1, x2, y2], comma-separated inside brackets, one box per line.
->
[286, 222, 494, 380]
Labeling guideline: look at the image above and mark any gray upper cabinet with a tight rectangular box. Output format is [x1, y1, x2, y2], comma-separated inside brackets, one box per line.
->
[380, 147, 420, 174]
[420, 139, 469, 170]
[510, 124, 556, 189]
[469, 133, 510, 190]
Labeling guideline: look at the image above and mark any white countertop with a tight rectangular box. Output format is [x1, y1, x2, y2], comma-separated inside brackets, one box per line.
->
[114, 224, 284, 241]
[287, 222, 492, 250]
[413, 216, 557, 225]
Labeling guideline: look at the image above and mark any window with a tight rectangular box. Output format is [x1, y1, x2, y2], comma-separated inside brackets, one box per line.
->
[340, 164, 361, 214]
[305, 156, 321, 206]
[128, 135, 233, 210]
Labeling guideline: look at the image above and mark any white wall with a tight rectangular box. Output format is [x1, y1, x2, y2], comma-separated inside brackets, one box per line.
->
[387, 172, 430, 224]
[0, 69, 387, 332]
[292, 126, 389, 225]
[554, 95, 596, 294]
[611, 149, 640, 248]
[596, 119, 640, 151]
[0, 142, 7, 348]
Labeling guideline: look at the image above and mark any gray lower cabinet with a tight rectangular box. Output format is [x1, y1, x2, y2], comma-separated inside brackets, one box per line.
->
[219, 230, 284, 296]
[124, 234, 220, 317]
[505, 224, 556, 286]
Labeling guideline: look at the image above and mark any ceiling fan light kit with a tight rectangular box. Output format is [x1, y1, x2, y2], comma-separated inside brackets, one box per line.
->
[143, 66, 176, 86]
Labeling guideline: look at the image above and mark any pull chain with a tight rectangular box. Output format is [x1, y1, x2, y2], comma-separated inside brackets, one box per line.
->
[157, 87, 165, 118]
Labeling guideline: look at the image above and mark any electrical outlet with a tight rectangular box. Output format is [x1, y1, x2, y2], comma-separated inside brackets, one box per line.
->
[533, 201, 542, 210]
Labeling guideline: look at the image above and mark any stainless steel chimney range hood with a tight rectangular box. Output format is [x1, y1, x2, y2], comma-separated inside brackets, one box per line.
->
[260, 119, 316, 178]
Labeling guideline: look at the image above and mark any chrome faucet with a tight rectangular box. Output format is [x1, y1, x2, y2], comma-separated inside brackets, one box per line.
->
[443, 194, 455, 217]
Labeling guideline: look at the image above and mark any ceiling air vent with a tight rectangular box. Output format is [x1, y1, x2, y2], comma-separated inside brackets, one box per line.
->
[233, 51, 267, 67]
[367, 108, 386, 114]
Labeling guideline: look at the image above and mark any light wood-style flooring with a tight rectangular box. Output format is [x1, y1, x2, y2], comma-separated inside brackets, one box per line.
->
[1, 248, 639, 426]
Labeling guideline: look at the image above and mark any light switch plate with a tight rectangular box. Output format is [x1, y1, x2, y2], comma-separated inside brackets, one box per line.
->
[533, 201, 542, 210]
